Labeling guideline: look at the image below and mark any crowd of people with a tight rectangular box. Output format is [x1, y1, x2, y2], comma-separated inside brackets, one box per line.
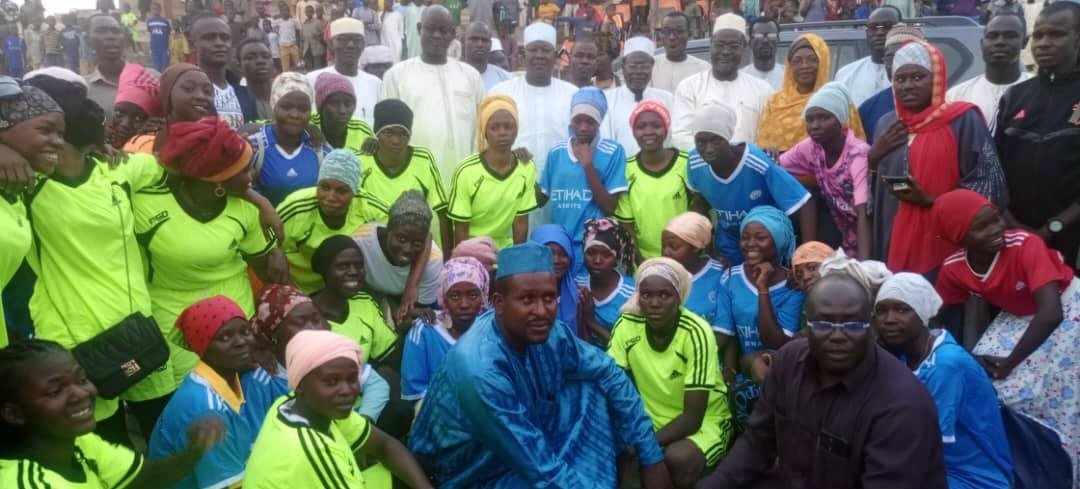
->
[0, 0, 1079, 487]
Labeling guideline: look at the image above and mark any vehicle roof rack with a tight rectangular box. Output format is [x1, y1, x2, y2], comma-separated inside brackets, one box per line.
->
[780, 15, 980, 32]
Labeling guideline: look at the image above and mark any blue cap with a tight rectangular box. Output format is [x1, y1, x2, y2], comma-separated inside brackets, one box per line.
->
[495, 242, 554, 281]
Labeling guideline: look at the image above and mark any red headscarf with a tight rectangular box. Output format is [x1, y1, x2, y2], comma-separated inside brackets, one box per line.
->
[931, 189, 992, 245]
[629, 100, 671, 133]
[175, 296, 247, 357]
[887, 41, 979, 273]
[158, 116, 254, 182]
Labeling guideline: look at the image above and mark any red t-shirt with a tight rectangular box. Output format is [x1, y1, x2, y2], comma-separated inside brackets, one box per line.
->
[936, 231, 1076, 316]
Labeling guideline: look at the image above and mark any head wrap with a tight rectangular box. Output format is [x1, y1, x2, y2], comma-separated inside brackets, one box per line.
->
[496, 241, 554, 280]
[876, 272, 943, 326]
[0, 79, 62, 130]
[24, 67, 87, 88]
[523, 22, 556, 48]
[664, 212, 712, 251]
[159, 63, 202, 118]
[622, 257, 693, 314]
[23, 73, 103, 149]
[270, 71, 314, 109]
[491, 37, 504, 52]
[712, 13, 748, 38]
[314, 72, 355, 109]
[285, 330, 364, 390]
[584, 218, 635, 272]
[803, 81, 853, 125]
[115, 63, 163, 118]
[570, 87, 608, 125]
[388, 190, 433, 230]
[740, 206, 796, 266]
[529, 225, 583, 337]
[440, 257, 490, 308]
[360, 45, 394, 66]
[451, 236, 498, 272]
[622, 36, 655, 57]
[373, 99, 413, 137]
[629, 99, 671, 134]
[312, 234, 363, 277]
[253, 284, 314, 337]
[931, 189, 992, 245]
[159, 116, 254, 182]
[894, 41, 933, 72]
[319, 148, 361, 193]
[175, 295, 247, 357]
[330, 17, 366, 38]
[885, 23, 926, 48]
[793, 241, 834, 266]
[819, 249, 893, 295]
[692, 103, 737, 141]
[476, 94, 518, 152]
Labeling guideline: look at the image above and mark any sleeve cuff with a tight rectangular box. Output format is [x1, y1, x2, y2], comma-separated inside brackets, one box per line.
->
[783, 328, 797, 338]
[608, 185, 629, 194]
[713, 326, 736, 335]
[785, 191, 812, 215]
[942, 435, 956, 444]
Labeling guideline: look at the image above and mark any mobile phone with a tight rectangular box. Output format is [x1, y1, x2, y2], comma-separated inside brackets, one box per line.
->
[881, 174, 912, 191]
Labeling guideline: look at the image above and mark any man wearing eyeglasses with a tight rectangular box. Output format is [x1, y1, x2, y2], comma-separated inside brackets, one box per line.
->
[651, 12, 709, 93]
[698, 273, 948, 489]
[740, 18, 784, 90]
[834, 6, 901, 106]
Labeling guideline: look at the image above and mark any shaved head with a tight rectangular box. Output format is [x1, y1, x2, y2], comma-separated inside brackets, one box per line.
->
[422, 4, 452, 23]
[807, 274, 871, 319]
[466, 20, 491, 37]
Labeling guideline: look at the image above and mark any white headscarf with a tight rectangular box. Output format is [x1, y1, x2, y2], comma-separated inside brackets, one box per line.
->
[692, 103, 738, 141]
[876, 273, 943, 326]
[819, 249, 893, 295]
[270, 72, 314, 109]
[621, 257, 693, 314]
[804, 81, 853, 125]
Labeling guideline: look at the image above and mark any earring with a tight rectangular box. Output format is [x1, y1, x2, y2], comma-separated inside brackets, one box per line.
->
[214, 184, 226, 198]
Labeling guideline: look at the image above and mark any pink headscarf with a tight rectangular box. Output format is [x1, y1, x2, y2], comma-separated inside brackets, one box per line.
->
[451, 236, 498, 272]
[285, 330, 365, 390]
[115, 63, 163, 118]
[314, 72, 355, 108]
[629, 100, 671, 132]
[440, 257, 490, 308]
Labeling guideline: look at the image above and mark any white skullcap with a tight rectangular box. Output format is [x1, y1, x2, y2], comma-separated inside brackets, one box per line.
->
[692, 103, 737, 141]
[330, 17, 366, 39]
[819, 249, 893, 295]
[523, 22, 556, 48]
[876, 272, 943, 326]
[712, 13, 747, 39]
[360, 45, 393, 65]
[622, 36, 656, 57]
[24, 67, 88, 88]
[894, 42, 932, 73]
[491, 37, 504, 52]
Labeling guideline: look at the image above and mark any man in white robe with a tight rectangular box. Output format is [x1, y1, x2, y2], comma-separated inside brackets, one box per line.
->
[601, 37, 674, 155]
[400, 0, 423, 59]
[946, 13, 1032, 132]
[382, 5, 485, 185]
[651, 12, 710, 92]
[381, 3, 405, 62]
[306, 18, 383, 124]
[834, 7, 900, 106]
[672, 14, 773, 150]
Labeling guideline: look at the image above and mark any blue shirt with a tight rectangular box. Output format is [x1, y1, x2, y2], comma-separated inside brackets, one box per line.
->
[686, 259, 726, 331]
[148, 16, 171, 51]
[401, 316, 459, 401]
[576, 272, 635, 331]
[540, 138, 629, 248]
[4, 36, 23, 77]
[252, 125, 326, 206]
[859, 87, 896, 144]
[912, 331, 1013, 489]
[408, 310, 663, 488]
[714, 265, 805, 355]
[60, 27, 80, 59]
[686, 144, 809, 266]
[149, 365, 288, 489]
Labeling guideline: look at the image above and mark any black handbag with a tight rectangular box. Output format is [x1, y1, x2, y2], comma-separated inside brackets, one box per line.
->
[71, 312, 170, 399]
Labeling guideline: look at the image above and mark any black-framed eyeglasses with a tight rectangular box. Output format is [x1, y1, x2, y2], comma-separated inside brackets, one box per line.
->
[808, 320, 870, 335]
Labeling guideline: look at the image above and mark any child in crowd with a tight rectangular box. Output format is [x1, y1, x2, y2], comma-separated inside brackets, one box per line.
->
[577, 218, 637, 345]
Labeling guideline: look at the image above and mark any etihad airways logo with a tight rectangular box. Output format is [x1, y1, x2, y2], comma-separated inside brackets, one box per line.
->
[549, 188, 594, 202]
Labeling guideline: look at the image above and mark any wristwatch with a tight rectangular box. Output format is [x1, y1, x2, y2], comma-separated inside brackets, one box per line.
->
[1048, 219, 1065, 234]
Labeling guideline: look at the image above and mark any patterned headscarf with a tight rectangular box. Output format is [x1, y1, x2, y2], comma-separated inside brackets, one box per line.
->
[253, 284, 314, 337]
[175, 295, 247, 357]
[0, 77, 62, 130]
[740, 205, 796, 266]
[621, 257, 693, 314]
[270, 72, 314, 109]
[628, 99, 671, 133]
[440, 257, 490, 308]
[388, 190, 432, 231]
[583, 218, 635, 272]
[319, 148, 361, 193]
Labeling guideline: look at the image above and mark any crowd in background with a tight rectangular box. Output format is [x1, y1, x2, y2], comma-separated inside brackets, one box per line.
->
[0, 0, 1078, 488]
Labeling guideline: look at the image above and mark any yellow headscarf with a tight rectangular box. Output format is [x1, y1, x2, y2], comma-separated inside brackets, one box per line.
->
[475, 95, 519, 153]
[756, 33, 865, 152]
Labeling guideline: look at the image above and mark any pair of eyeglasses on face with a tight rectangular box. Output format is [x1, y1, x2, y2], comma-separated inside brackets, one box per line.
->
[751, 33, 779, 40]
[808, 320, 871, 335]
[866, 23, 895, 33]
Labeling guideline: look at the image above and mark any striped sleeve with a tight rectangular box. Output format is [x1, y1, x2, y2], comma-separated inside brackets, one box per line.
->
[447, 158, 480, 222]
[679, 316, 716, 390]
[297, 428, 350, 489]
[414, 147, 448, 211]
[77, 433, 145, 489]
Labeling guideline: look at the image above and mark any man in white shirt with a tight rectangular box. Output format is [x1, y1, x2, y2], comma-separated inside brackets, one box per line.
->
[275, 1, 302, 70]
[834, 7, 901, 106]
[306, 17, 383, 124]
[672, 14, 773, 150]
[651, 12, 709, 92]
[601, 36, 674, 155]
[382, 5, 485, 186]
[946, 13, 1032, 132]
[740, 18, 784, 90]
[400, 0, 423, 59]
[463, 21, 511, 89]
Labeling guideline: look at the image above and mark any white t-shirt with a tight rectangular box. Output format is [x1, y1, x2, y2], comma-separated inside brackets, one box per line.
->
[214, 83, 245, 129]
[354, 224, 443, 305]
[275, 18, 300, 45]
[305, 66, 383, 124]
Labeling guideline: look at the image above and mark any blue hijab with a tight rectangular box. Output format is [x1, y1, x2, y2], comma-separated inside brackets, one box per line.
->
[739, 205, 796, 267]
[530, 224, 582, 337]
